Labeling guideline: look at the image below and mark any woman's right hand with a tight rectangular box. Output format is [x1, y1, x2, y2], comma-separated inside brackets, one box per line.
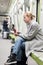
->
[14, 33, 19, 36]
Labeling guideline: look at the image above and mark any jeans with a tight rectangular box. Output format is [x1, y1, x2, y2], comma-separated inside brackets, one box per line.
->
[12, 37, 26, 61]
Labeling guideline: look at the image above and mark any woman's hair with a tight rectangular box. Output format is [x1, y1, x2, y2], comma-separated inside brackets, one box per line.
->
[25, 12, 35, 20]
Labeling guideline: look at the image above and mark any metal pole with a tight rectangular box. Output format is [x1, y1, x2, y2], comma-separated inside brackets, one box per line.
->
[36, 0, 40, 22]
[16, 1, 19, 31]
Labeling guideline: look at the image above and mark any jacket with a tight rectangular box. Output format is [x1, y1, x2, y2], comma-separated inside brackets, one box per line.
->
[19, 20, 43, 57]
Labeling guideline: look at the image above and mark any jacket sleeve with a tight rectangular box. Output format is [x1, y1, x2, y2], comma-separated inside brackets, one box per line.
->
[19, 24, 39, 40]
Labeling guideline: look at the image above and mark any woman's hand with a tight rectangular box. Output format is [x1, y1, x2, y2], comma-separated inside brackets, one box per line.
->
[14, 32, 21, 36]
[14, 33, 19, 36]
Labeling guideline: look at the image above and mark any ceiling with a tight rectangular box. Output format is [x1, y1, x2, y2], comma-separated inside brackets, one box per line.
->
[0, 0, 12, 15]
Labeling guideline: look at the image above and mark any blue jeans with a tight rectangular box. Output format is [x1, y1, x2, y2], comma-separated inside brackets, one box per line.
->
[12, 37, 25, 61]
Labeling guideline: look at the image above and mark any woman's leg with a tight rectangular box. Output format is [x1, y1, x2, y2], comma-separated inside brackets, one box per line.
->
[9, 40, 26, 62]
[17, 42, 27, 65]
[8, 41, 25, 61]
[5, 37, 25, 64]
[12, 37, 25, 55]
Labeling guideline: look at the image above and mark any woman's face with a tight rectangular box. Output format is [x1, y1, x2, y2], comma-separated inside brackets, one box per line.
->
[24, 14, 31, 23]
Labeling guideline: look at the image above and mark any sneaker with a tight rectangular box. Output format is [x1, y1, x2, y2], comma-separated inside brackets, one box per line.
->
[17, 61, 27, 65]
[4, 54, 17, 65]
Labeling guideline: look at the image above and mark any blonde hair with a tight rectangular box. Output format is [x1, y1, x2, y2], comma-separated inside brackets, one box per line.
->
[25, 12, 35, 20]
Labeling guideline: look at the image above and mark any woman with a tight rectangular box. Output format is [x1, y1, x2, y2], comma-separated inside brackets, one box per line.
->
[5, 12, 43, 65]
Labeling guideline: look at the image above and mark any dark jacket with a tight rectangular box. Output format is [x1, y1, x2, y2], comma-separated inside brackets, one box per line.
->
[3, 20, 9, 31]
